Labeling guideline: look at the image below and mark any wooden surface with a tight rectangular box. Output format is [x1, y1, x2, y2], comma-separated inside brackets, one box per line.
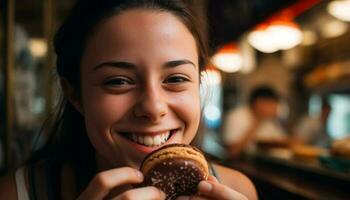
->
[211, 153, 350, 200]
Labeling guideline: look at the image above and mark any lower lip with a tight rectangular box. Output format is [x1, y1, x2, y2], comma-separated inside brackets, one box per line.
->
[120, 130, 178, 154]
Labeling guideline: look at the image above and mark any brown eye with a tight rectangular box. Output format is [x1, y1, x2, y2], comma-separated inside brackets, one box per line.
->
[104, 77, 134, 87]
[164, 75, 190, 84]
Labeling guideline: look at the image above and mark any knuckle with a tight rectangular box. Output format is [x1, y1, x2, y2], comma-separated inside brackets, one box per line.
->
[122, 167, 137, 175]
[117, 167, 138, 179]
[93, 173, 109, 189]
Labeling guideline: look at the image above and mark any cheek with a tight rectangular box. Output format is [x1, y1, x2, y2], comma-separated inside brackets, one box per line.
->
[81, 89, 132, 138]
[170, 89, 201, 139]
[81, 88, 135, 162]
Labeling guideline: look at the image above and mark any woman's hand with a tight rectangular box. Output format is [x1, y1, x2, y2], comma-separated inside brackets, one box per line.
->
[77, 167, 166, 200]
[176, 176, 248, 200]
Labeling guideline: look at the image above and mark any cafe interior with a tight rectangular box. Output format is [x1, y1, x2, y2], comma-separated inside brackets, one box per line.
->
[0, 0, 349, 199]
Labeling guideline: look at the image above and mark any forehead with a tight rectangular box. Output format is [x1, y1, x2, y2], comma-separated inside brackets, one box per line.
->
[99, 9, 187, 37]
[82, 9, 198, 65]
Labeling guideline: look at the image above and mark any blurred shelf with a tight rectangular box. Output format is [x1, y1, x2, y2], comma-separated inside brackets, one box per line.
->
[309, 77, 350, 95]
[251, 151, 350, 183]
[231, 161, 349, 200]
[209, 152, 350, 200]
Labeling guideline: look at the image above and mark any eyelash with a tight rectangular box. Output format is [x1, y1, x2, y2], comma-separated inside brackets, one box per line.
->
[103, 77, 134, 86]
[164, 75, 190, 84]
[102, 74, 190, 89]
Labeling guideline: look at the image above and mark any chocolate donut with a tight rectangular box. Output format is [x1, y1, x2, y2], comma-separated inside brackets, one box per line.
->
[140, 144, 209, 200]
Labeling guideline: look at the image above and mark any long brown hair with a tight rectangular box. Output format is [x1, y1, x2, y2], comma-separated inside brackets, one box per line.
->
[30, 0, 209, 193]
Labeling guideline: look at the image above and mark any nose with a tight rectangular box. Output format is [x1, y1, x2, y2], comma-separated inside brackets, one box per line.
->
[133, 84, 168, 123]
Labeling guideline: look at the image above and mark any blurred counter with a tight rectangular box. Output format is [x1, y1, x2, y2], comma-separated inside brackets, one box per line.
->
[210, 151, 350, 200]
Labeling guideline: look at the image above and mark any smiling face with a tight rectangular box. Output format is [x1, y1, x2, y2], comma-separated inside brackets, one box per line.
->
[76, 9, 201, 169]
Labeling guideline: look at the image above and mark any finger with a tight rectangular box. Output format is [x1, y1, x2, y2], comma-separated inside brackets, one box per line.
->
[175, 175, 221, 200]
[113, 186, 166, 200]
[77, 167, 143, 200]
[198, 181, 248, 200]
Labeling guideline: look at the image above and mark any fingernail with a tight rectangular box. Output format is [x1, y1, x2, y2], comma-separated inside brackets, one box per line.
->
[198, 181, 212, 193]
[136, 171, 144, 179]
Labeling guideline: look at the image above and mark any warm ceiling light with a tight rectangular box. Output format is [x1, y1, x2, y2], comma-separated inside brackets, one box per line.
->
[302, 30, 317, 45]
[327, 0, 350, 22]
[248, 21, 303, 53]
[268, 21, 303, 50]
[320, 20, 348, 38]
[248, 27, 279, 53]
[29, 38, 47, 58]
[211, 43, 243, 73]
[212, 53, 243, 72]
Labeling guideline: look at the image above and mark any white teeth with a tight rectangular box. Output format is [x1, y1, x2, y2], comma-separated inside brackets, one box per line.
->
[128, 131, 173, 147]
[153, 135, 162, 146]
[144, 136, 153, 146]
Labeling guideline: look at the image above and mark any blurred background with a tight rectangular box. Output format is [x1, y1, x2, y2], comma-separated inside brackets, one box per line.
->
[0, 0, 349, 199]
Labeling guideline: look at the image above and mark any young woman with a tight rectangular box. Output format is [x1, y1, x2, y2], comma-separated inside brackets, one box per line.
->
[0, 0, 257, 199]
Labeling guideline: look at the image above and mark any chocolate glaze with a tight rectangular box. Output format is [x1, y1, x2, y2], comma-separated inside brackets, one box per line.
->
[142, 157, 206, 200]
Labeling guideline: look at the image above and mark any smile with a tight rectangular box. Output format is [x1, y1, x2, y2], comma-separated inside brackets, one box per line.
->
[119, 129, 178, 147]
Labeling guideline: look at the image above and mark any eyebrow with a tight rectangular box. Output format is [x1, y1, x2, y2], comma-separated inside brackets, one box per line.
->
[164, 60, 196, 68]
[93, 59, 196, 70]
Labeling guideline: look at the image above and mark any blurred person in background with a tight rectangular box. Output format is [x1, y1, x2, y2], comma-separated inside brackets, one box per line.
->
[223, 86, 287, 159]
[294, 99, 332, 147]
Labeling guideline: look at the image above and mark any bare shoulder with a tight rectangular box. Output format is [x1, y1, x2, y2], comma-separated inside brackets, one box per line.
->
[0, 172, 18, 200]
[213, 163, 258, 200]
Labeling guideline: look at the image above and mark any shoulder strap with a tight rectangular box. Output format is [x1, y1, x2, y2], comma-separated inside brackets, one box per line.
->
[15, 167, 30, 200]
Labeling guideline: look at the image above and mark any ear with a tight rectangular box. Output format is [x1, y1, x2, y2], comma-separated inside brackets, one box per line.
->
[60, 78, 84, 115]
